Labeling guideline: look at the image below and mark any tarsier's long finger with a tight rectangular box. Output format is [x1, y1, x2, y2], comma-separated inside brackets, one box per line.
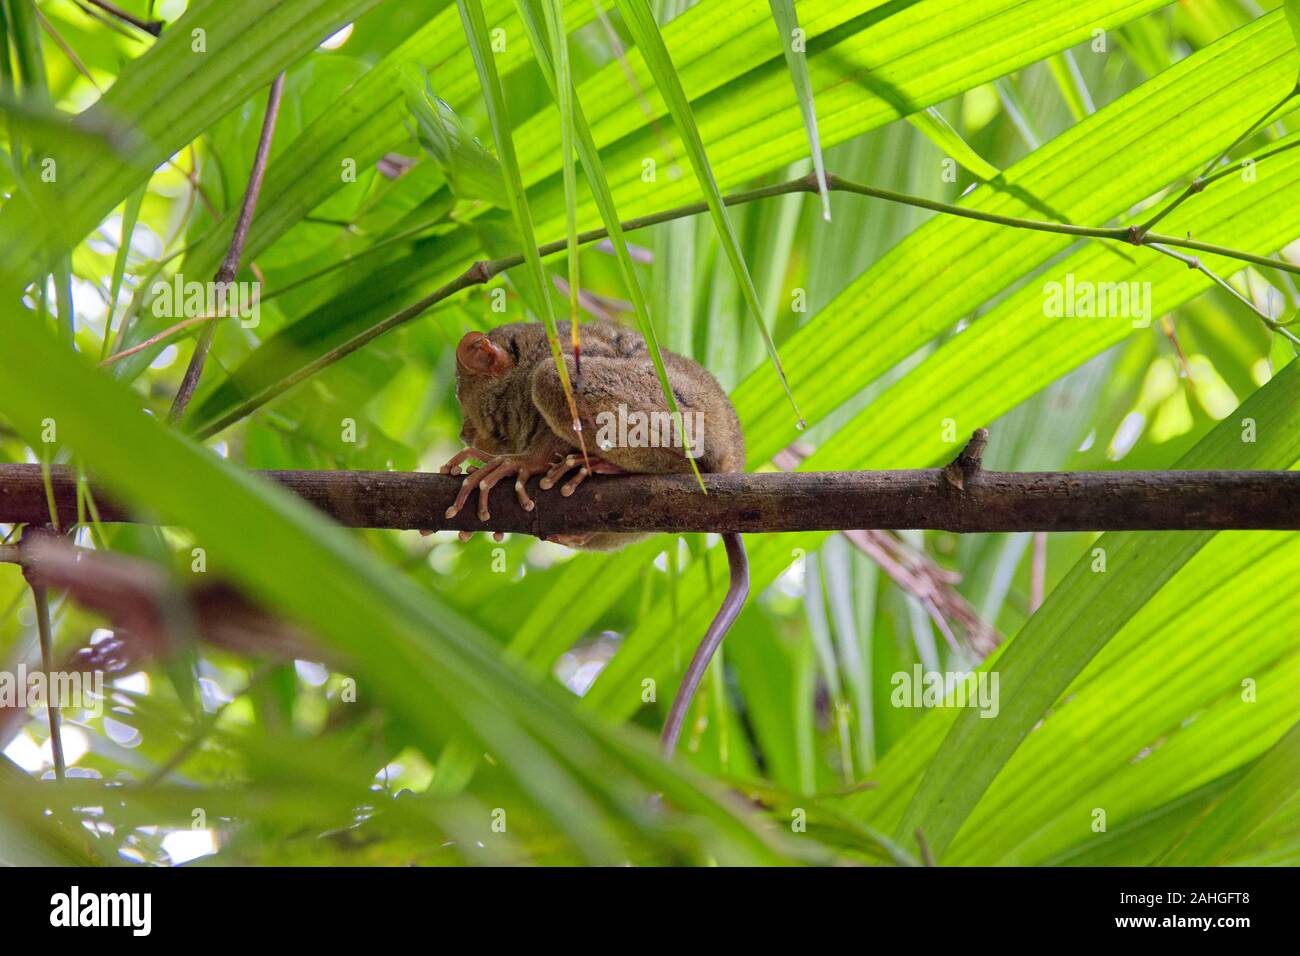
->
[560, 467, 590, 497]
[458, 530, 473, 542]
[446, 459, 503, 518]
[476, 461, 517, 521]
[539, 454, 583, 490]
[478, 459, 529, 521]
[439, 447, 474, 475]
[513, 466, 537, 512]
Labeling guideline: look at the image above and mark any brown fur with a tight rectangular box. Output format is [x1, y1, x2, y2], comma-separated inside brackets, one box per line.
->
[452, 320, 745, 549]
[455, 321, 744, 473]
[450, 321, 752, 756]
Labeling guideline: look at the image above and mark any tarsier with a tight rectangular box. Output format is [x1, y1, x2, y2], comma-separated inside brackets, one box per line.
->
[442, 320, 748, 756]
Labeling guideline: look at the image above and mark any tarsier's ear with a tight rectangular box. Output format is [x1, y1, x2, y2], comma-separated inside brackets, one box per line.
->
[456, 331, 513, 377]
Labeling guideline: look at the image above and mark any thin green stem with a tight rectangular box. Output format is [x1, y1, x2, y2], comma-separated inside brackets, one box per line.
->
[1149, 243, 1300, 346]
[1201, 136, 1300, 188]
[38, 453, 60, 532]
[1142, 232, 1300, 278]
[101, 186, 148, 361]
[76, 462, 109, 549]
[192, 170, 1300, 438]
[259, 214, 448, 304]
[1137, 86, 1299, 236]
[546, 0, 583, 375]
[108, 241, 195, 362]
[826, 174, 1127, 241]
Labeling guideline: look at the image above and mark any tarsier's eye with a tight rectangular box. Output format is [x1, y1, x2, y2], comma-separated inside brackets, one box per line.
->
[456, 331, 514, 377]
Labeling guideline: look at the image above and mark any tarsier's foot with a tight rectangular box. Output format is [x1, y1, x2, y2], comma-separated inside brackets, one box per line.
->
[444, 449, 560, 522]
[442, 448, 624, 540]
[538, 453, 627, 497]
[422, 447, 497, 538]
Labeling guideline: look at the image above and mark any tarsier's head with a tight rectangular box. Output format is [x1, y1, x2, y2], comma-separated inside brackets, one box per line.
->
[453, 325, 552, 421]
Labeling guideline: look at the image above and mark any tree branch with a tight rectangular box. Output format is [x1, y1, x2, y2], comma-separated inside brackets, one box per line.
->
[775, 440, 998, 656]
[168, 71, 286, 423]
[1, 462, 1296, 535]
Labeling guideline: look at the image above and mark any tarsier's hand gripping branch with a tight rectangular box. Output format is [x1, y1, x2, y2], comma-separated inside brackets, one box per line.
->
[443, 321, 749, 755]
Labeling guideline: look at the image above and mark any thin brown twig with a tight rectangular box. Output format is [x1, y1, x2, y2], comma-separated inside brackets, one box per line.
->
[166, 153, 220, 220]
[841, 529, 997, 658]
[70, 0, 142, 42]
[1160, 315, 1193, 378]
[168, 72, 285, 423]
[915, 827, 936, 867]
[81, 0, 163, 36]
[100, 312, 222, 366]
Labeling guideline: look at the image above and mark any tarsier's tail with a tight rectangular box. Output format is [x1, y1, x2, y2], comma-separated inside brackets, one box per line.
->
[660, 532, 749, 757]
